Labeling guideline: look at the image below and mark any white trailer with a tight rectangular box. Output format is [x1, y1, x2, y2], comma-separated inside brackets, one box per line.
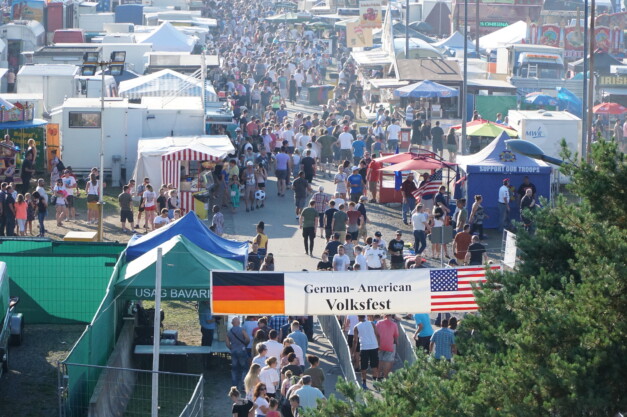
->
[52, 96, 204, 182]
[507, 109, 582, 182]
[16, 64, 78, 114]
[52, 98, 145, 181]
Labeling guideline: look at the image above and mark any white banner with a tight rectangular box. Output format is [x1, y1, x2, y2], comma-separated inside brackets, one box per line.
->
[503, 231, 517, 269]
[285, 270, 430, 315]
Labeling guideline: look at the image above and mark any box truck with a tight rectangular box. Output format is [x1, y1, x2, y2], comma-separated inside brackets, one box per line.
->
[507, 109, 582, 182]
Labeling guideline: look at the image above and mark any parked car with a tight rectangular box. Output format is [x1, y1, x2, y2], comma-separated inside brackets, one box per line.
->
[0, 262, 24, 378]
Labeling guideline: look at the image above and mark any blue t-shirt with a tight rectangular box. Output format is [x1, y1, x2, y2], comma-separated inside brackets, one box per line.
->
[347, 174, 363, 194]
[413, 314, 433, 337]
[276, 109, 288, 123]
[199, 310, 216, 330]
[352, 140, 365, 158]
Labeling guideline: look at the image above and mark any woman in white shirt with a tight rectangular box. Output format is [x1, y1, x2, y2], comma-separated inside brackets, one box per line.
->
[253, 383, 270, 416]
[334, 165, 347, 198]
[244, 364, 261, 401]
[258, 357, 280, 397]
[141, 184, 157, 230]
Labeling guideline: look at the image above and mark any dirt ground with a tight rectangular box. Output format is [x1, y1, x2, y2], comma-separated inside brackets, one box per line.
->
[0, 324, 85, 417]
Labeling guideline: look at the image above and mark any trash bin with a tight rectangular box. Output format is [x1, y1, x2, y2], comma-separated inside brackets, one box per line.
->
[308, 85, 334, 106]
[193, 191, 212, 220]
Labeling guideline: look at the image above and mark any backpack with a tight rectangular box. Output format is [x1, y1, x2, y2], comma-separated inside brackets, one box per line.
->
[56, 159, 65, 172]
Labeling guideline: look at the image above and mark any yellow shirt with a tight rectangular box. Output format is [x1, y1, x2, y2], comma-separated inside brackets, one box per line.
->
[255, 233, 268, 249]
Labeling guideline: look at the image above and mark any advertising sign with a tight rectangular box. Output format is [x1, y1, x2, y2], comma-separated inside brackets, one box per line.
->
[346, 22, 373, 48]
[359, 0, 382, 29]
[539, 25, 560, 47]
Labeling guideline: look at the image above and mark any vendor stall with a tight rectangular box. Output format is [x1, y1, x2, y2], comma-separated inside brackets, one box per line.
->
[375, 149, 456, 204]
[132, 135, 235, 214]
[0, 101, 47, 173]
[457, 132, 552, 229]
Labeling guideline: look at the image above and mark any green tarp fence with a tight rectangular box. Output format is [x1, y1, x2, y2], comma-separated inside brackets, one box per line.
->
[475, 95, 518, 123]
[0, 239, 125, 324]
[64, 253, 126, 416]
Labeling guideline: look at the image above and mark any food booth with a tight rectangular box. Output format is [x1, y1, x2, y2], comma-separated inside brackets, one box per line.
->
[132, 135, 235, 216]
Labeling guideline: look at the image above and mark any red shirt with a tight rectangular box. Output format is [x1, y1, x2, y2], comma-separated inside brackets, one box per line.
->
[375, 319, 399, 352]
[366, 160, 382, 182]
[246, 121, 258, 137]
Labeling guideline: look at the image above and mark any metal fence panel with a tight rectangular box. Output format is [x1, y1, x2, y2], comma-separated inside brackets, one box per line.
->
[317, 315, 359, 387]
[59, 363, 204, 417]
[396, 322, 417, 365]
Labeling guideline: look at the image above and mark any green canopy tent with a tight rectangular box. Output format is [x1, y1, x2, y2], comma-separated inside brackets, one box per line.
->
[265, 12, 304, 23]
[114, 235, 242, 300]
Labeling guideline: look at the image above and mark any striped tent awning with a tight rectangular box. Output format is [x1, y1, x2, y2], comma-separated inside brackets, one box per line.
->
[162, 146, 226, 162]
[119, 69, 218, 101]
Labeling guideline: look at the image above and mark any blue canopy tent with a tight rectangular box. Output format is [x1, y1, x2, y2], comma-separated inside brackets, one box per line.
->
[457, 132, 552, 229]
[125, 212, 248, 265]
[394, 80, 459, 98]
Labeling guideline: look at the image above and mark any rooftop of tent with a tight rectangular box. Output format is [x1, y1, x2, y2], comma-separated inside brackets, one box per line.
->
[395, 58, 462, 85]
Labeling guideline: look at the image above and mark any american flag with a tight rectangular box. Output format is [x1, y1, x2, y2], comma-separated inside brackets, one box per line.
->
[412, 169, 442, 202]
[430, 266, 501, 312]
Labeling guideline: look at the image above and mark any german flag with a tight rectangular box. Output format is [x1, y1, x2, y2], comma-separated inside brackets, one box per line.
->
[212, 272, 285, 314]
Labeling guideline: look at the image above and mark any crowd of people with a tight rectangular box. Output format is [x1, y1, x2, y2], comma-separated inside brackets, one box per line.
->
[219, 316, 326, 416]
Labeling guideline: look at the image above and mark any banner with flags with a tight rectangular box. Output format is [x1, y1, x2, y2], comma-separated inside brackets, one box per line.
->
[412, 169, 442, 202]
[211, 266, 501, 315]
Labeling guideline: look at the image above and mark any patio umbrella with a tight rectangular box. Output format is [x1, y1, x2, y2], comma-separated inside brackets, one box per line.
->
[394, 80, 459, 99]
[593, 102, 627, 115]
[374, 151, 433, 164]
[451, 118, 515, 131]
[465, 122, 518, 138]
[380, 156, 456, 172]
[265, 12, 301, 23]
[525, 92, 558, 107]
[274, 1, 298, 9]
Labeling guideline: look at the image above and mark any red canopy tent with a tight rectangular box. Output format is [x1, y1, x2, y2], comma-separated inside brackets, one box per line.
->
[380, 156, 457, 172]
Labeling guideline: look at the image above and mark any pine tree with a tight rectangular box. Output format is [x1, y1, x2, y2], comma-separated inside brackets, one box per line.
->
[310, 140, 627, 417]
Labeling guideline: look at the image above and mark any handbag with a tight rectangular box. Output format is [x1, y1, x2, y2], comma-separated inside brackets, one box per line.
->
[50, 194, 57, 205]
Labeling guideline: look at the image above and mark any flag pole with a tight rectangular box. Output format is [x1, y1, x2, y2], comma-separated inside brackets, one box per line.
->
[151, 247, 163, 417]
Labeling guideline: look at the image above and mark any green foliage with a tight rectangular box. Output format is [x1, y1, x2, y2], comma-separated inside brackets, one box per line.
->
[311, 140, 627, 417]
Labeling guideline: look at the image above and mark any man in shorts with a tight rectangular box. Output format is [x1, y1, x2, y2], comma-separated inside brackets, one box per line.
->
[292, 171, 311, 219]
[376, 315, 398, 379]
[118, 185, 134, 233]
[352, 315, 379, 389]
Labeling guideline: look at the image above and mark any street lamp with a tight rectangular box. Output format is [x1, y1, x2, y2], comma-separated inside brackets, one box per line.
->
[505, 139, 564, 166]
[81, 51, 126, 241]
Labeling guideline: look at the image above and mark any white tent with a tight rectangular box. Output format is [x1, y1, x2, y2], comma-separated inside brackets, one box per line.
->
[434, 31, 466, 49]
[119, 69, 217, 101]
[132, 135, 235, 190]
[139, 21, 196, 52]
[479, 21, 527, 51]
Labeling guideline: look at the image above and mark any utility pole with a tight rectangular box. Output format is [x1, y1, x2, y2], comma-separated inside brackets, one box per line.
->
[586, 0, 596, 163]
[582, 3, 588, 162]
[475, 0, 480, 53]
[461, 0, 468, 154]
[405, 0, 410, 58]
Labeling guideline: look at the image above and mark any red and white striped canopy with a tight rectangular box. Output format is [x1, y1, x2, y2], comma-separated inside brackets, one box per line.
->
[162, 146, 225, 162]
